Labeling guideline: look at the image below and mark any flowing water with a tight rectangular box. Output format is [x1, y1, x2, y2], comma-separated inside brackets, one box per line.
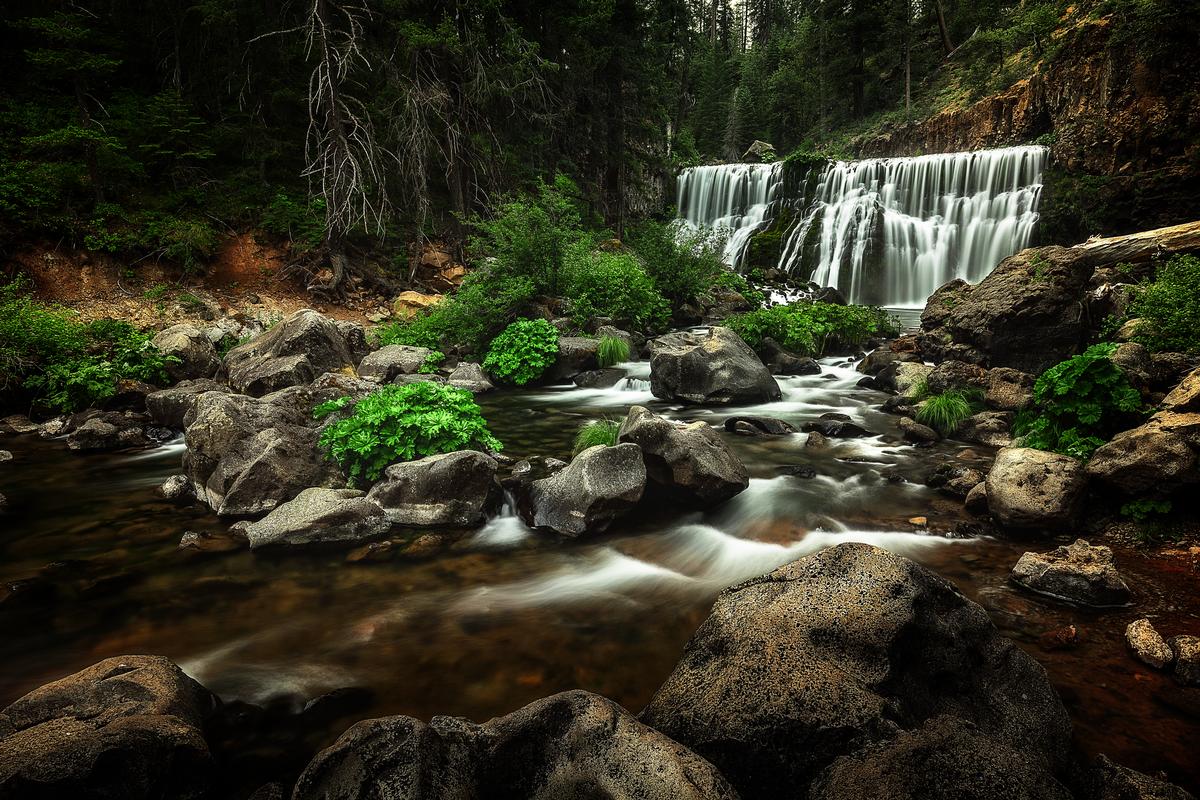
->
[1, 356, 1197, 791]
[677, 145, 1045, 306]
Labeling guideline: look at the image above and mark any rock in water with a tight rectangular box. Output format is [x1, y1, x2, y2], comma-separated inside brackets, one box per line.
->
[292, 690, 737, 800]
[242, 487, 391, 549]
[448, 362, 494, 393]
[1172, 636, 1200, 686]
[224, 309, 368, 396]
[649, 327, 780, 405]
[366, 451, 501, 527]
[620, 406, 748, 507]
[984, 447, 1087, 529]
[151, 323, 221, 382]
[0, 655, 218, 799]
[522, 443, 645, 536]
[1010, 539, 1132, 607]
[1126, 618, 1174, 669]
[546, 336, 601, 382]
[639, 543, 1073, 799]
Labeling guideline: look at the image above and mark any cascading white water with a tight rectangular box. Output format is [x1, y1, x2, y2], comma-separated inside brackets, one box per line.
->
[676, 145, 1046, 307]
[676, 162, 783, 266]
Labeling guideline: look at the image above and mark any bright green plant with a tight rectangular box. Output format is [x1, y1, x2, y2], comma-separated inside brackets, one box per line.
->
[563, 244, 670, 332]
[711, 268, 767, 309]
[726, 302, 898, 357]
[0, 279, 88, 386]
[316, 382, 503, 484]
[573, 419, 620, 457]
[483, 318, 560, 386]
[627, 220, 727, 306]
[418, 351, 445, 374]
[596, 336, 631, 368]
[908, 377, 932, 402]
[25, 356, 118, 412]
[916, 390, 975, 436]
[1129, 254, 1200, 353]
[1013, 343, 1144, 460]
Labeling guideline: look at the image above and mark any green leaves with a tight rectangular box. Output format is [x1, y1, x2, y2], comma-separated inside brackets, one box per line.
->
[726, 302, 899, 357]
[916, 390, 977, 436]
[317, 382, 503, 484]
[596, 336, 630, 368]
[563, 245, 670, 333]
[1129, 254, 1200, 354]
[483, 319, 560, 386]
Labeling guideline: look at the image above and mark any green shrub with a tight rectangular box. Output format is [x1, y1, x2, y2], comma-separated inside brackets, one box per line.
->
[261, 192, 326, 250]
[483, 318, 560, 386]
[564, 245, 670, 332]
[711, 268, 767, 309]
[596, 336, 631, 368]
[1129, 254, 1200, 353]
[0, 279, 88, 386]
[627, 220, 727, 306]
[316, 382, 503, 484]
[916, 390, 975, 436]
[1121, 498, 1171, 523]
[726, 302, 898, 357]
[418, 350, 445, 374]
[573, 419, 620, 456]
[1013, 343, 1144, 460]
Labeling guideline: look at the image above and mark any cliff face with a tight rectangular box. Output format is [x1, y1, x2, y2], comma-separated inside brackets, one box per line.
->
[849, 14, 1200, 243]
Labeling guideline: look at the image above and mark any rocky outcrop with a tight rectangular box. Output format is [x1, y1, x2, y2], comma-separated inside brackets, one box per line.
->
[521, 443, 645, 536]
[984, 447, 1087, 529]
[356, 344, 433, 382]
[240, 487, 390, 549]
[619, 406, 749, 507]
[0, 655, 217, 799]
[366, 451, 501, 527]
[1088, 754, 1197, 800]
[152, 323, 221, 382]
[223, 309, 368, 396]
[1086, 428, 1197, 494]
[1011, 539, 1132, 607]
[649, 327, 781, 405]
[1126, 618, 1174, 669]
[146, 379, 230, 429]
[640, 543, 1073, 799]
[292, 690, 737, 800]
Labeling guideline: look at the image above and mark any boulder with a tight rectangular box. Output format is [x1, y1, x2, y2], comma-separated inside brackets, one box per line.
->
[1150, 353, 1196, 392]
[965, 481, 990, 515]
[160, 474, 197, 504]
[1086, 428, 1197, 494]
[357, 344, 434, 381]
[985, 367, 1035, 412]
[876, 360, 933, 396]
[640, 543, 1073, 799]
[898, 416, 938, 443]
[521, 443, 645, 536]
[292, 690, 737, 800]
[366, 451, 501, 527]
[618, 407, 748, 507]
[573, 368, 625, 389]
[761, 337, 821, 375]
[1126, 618, 1174, 669]
[392, 290, 443, 319]
[801, 418, 873, 438]
[595, 324, 637, 351]
[927, 463, 986, 499]
[723, 415, 797, 436]
[0, 450, 11, 463]
[241, 488, 391, 549]
[0, 655, 217, 799]
[65, 412, 155, 452]
[152, 323, 220, 382]
[546, 336, 601, 382]
[1088, 754, 1196, 800]
[1162, 366, 1200, 412]
[1172, 636, 1200, 686]
[927, 360, 988, 394]
[957, 411, 1014, 448]
[649, 327, 781, 405]
[1010, 539, 1132, 607]
[985, 447, 1088, 530]
[1110, 342, 1153, 390]
[224, 309, 366, 396]
[448, 362, 494, 393]
[146, 379, 229, 429]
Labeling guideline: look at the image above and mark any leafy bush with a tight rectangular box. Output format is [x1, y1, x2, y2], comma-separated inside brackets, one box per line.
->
[316, 382, 503, 484]
[573, 419, 620, 457]
[261, 192, 326, 250]
[726, 302, 898, 357]
[1013, 343, 1144, 460]
[483, 318, 560, 386]
[564, 245, 669, 332]
[1121, 498, 1172, 523]
[418, 351, 445, 374]
[916, 390, 975, 436]
[627, 220, 727, 306]
[596, 336, 630, 368]
[1129, 254, 1200, 353]
[712, 268, 766, 309]
[0, 278, 88, 386]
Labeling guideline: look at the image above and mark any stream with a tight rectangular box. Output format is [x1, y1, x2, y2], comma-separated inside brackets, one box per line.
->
[1, 355, 1198, 790]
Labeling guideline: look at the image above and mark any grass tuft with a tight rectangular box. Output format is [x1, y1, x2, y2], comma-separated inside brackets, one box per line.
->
[916, 390, 974, 436]
[596, 335, 631, 368]
[572, 418, 620, 457]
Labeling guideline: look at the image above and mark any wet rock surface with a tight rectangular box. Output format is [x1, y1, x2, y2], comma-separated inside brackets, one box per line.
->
[1011, 539, 1132, 607]
[521, 443, 646, 536]
[366, 451, 501, 527]
[619, 406, 748, 507]
[1126, 618, 1174, 669]
[649, 327, 781, 405]
[241, 487, 391, 549]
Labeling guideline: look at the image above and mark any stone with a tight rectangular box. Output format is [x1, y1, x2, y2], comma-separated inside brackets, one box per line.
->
[292, 690, 737, 800]
[805, 430, 830, 450]
[639, 543, 1073, 799]
[1114, 318, 1147, 342]
[357, 344, 434, 381]
[1171, 636, 1200, 686]
[241, 488, 391, 548]
[761, 338, 822, 375]
[521, 443, 646, 536]
[1126, 618, 1174, 669]
[957, 411, 1014, 448]
[1162, 366, 1200, 412]
[392, 290, 443, 319]
[801, 418, 873, 438]
[927, 463, 985, 499]
[146, 379, 229, 428]
[985, 447, 1088, 530]
[985, 367, 1035, 411]
[1010, 539, 1132, 607]
[151, 323, 221, 382]
[722, 415, 797, 436]
[0, 655, 218, 799]
[965, 481, 989, 515]
[649, 327, 781, 405]
[1088, 754, 1196, 800]
[572, 368, 625, 389]
[178, 530, 243, 554]
[1, 415, 40, 434]
[0, 450, 11, 463]
[447, 362, 494, 393]
[65, 412, 151, 452]
[899, 416, 938, 443]
[876, 360, 933, 396]
[1150, 352, 1196, 392]
[160, 474, 196, 504]
[1086, 428, 1197, 494]
[1111, 341, 1153, 389]
[594, 324, 636, 351]
[618, 407, 748, 507]
[927, 360, 988, 394]
[366, 451, 501, 527]
[546, 336, 601, 382]
[224, 309, 366, 396]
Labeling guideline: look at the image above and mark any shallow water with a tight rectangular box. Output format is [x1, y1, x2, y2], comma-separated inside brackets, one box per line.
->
[1, 357, 1198, 791]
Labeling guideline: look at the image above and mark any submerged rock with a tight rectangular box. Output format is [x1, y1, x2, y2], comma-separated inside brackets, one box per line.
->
[1010, 539, 1132, 607]
[0, 655, 218, 799]
[242, 487, 390, 549]
[366, 451, 501, 527]
[801, 418, 872, 438]
[649, 327, 780, 405]
[224, 309, 368, 396]
[522, 443, 645, 536]
[292, 690, 737, 800]
[927, 463, 986, 499]
[1126, 618, 1174, 669]
[984, 447, 1087, 530]
[898, 416, 938, 443]
[620, 406, 748, 507]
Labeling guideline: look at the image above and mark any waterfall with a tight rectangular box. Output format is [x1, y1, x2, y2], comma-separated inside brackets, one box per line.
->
[675, 145, 1046, 307]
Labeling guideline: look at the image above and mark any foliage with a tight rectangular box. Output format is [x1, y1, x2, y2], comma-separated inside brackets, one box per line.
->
[596, 336, 631, 368]
[482, 319, 560, 386]
[0, 278, 87, 386]
[726, 302, 899, 357]
[628, 220, 724, 306]
[564, 244, 669, 332]
[916, 390, 976, 436]
[1129, 255, 1200, 353]
[418, 351, 445, 374]
[261, 193, 326, 250]
[712, 268, 767, 309]
[1121, 498, 1172, 523]
[573, 419, 620, 457]
[1014, 343, 1144, 460]
[317, 382, 502, 484]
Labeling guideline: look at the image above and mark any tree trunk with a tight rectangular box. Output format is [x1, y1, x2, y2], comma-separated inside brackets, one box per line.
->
[934, 0, 954, 56]
[1077, 220, 1200, 266]
[74, 77, 104, 205]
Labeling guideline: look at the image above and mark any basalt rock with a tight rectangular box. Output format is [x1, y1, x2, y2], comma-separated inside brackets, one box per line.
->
[649, 327, 781, 405]
[357, 344, 434, 382]
[619, 406, 749, 507]
[241, 487, 391, 549]
[366, 451, 501, 527]
[1010, 539, 1132, 607]
[152, 323, 221, 382]
[521, 443, 645, 536]
[146, 379, 230, 429]
[1086, 428, 1197, 495]
[985, 447, 1088, 530]
[223, 309, 367, 396]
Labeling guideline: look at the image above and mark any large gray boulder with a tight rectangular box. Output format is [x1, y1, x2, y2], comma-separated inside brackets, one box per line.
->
[619, 406, 748, 507]
[0, 655, 218, 799]
[546, 336, 601, 382]
[357, 344, 433, 382]
[640, 543, 1073, 800]
[292, 690, 737, 800]
[152, 323, 221, 382]
[1010, 539, 1132, 607]
[366, 451, 501, 527]
[984, 447, 1088, 530]
[146, 379, 229, 428]
[223, 309, 368, 396]
[521, 443, 646, 536]
[1086, 428, 1197, 494]
[649, 327, 780, 405]
[241, 487, 390, 549]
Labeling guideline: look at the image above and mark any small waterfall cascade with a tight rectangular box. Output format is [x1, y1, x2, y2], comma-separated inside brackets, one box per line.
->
[675, 145, 1046, 307]
[676, 162, 784, 266]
